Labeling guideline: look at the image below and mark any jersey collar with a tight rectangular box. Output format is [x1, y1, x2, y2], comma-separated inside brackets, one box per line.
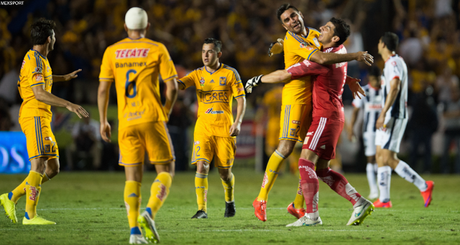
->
[31, 49, 47, 60]
[204, 63, 222, 74]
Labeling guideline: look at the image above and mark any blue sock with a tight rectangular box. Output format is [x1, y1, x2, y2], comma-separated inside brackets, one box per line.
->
[130, 227, 141, 235]
[146, 207, 152, 217]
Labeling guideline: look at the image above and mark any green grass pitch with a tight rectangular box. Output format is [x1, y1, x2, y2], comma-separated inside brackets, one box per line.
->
[0, 169, 459, 244]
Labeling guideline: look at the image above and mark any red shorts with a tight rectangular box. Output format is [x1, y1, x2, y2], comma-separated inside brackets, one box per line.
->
[302, 117, 343, 160]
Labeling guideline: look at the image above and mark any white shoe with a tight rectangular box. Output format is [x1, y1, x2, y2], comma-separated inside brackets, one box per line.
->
[347, 197, 375, 226]
[368, 192, 379, 200]
[129, 234, 148, 244]
[286, 215, 322, 227]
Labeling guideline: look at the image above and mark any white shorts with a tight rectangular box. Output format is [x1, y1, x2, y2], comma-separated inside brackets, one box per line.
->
[363, 131, 376, 157]
[376, 117, 407, 153]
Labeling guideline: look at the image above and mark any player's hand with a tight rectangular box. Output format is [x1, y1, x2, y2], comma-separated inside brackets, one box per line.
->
[347, 127, 356, 142]
[229, 122, 241, 136]
[268, 38, 284, 57]
[66, 103, 89, 119]
[376, 115, 385, 130]
[356, 51, 374, 66]
[346, 76, 365, 99]
[245, 75, 263, 93]
[100, 121, 112, 143]
[64, 69, 82, 81]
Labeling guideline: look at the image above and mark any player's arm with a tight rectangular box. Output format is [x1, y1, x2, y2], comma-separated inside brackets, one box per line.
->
[97, 81, 112, 142]
[310, 50, 373, 66]
[52, 69, 82, 82]
[31, 79, 89, 119]
[229, 96, 246, 136]
[376, 78, 400, 129]
[163, 77, 178, 119]
[347, 106, 361, 142]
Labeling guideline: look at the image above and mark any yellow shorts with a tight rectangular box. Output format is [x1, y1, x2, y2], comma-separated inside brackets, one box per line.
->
[19, 116, 59, 160]
[191, 134, 236, 169]
[279, 104, 312, 142]
[118, 121, 174, 166]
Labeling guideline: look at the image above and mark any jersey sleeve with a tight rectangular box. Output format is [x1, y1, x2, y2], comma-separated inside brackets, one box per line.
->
[352, 96, 363, 108]
[158, 44, 178, 82]
[99, 47, 114, 82]
[229, 69, 245, 98]
[286, 33, 319, 61]
[177, 70, 197, 89]
[286, 59, 329, 79]
[28, 53, 45, 87]
[388, 60, 402, 81]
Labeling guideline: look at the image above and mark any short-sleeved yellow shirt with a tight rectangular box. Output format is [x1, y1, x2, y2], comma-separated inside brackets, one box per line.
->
[99, 37, 178, 129]
[18, 49, 53, 119]
[282, 28, 322, 105]
[178, 63, 245, 138]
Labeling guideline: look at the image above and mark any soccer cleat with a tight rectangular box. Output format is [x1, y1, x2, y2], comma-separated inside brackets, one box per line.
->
[191, 210, 208, 219]
[129, 234, 149, 244]
[22, 215, 56, 225]
[252, 198, 267, 222]
[287, 202, 305, 219]
[347, 198, 375, 226]
[0, 193, 17, 223]
[286, 215, 322, 227]
[138, 211, 160, 243]
[421, 181, 434, 207]
[373, 199, 392, 208]
[224, 202, 236, 217]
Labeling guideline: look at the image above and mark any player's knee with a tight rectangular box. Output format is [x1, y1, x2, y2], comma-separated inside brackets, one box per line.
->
[277, 141, 295, 156]
[219, 170, 232, 181]
[196, 161, 210, 174]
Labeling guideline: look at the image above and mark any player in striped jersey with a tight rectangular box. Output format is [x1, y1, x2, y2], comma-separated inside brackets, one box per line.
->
[348, 66, 382, 200]
[374, 32, 434, 208]
[0, 19, 89, 225]
[98, 7, 178, 244]
[178, 38, 246, 220]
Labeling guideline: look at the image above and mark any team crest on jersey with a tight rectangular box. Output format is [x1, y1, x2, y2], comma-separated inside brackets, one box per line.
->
[299, 42, 313, 50]
[35, 74, 43, 82]
[200, 77, 205, 87]
[115, 48, 150, 59]
[219, 77, 227, 86]
[313, 38, 321, 48]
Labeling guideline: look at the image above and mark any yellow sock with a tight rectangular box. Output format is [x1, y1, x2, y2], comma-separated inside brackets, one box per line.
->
[258, 150, 285, 201]
[146, 172, 172, 219]
[195, 173, 208, 212]
[221, 173, 235, 202]
[124, 181, 141, 229]
[10, 174, 50, 204]
[293, 173, 304, 209]
[25, 171, 43, 219]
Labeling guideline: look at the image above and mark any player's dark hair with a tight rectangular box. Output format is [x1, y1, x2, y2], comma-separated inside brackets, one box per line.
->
[30, 18, 56, 45]
[204, 38, 222, 52]
[381, 32, 399, 52]
[368, 66, 381, 78]
[277, 4, 299, 23]
[329, 17, 350, 45]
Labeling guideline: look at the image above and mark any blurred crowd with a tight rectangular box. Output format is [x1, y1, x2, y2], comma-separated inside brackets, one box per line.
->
[1, 0, 460, 173]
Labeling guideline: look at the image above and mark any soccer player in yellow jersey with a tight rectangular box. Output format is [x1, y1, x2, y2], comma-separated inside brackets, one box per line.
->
[0, 19, 89, 225]
[251, 4, 374, 222]
[178, 38, 246, 219]
[97, 7, 178, 244]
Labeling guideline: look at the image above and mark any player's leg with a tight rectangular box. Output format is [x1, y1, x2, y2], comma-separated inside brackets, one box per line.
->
[216, 137, 236, 218]
[190, 134, 212, 219]
[364, 132, 378, 199]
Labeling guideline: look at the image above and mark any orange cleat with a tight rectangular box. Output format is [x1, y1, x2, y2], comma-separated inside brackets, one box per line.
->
[373, 199, 392, 208]
[252, 198, 267, 222]
[421, 181, 434, 207]
[287, 202, 305, 219]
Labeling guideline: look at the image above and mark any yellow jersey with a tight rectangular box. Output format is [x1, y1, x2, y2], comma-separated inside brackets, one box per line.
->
[283, 28, 322, 105]
[178, 63, 245, 137]
[18, 49, 54, 119]
[99, 37, 178, 129]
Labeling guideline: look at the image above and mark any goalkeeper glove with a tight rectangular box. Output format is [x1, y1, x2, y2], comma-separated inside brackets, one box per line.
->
[245, 75, 263, 93]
